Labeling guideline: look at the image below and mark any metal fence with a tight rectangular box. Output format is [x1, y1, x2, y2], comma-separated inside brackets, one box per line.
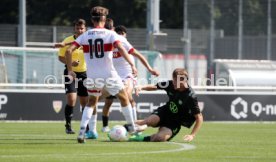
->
[1, 23, 274, 60]
[4, 0, 276, 58]
[0, 47, 207, 87]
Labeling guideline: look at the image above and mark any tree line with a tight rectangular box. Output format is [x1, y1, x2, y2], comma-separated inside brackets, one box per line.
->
[0, 0, 275, 35]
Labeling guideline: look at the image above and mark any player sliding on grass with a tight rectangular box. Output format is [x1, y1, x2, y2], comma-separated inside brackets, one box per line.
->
[130, 68, 203, 142]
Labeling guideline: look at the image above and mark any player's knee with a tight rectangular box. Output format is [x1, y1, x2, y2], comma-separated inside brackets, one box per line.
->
[87, 100, 97, 107]
[67, 100, 76, 106]
[118, 95, 129, 106]
[117, 91, 128, 102]
[130, 99, 136, 106]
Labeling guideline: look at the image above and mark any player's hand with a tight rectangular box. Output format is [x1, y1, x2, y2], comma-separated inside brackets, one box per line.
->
[150, 69, 160, 77]
[131, 65, 138, 77]
[183, 134, 195, 142]
[134, 86, 142, 96]
[68, 70, 76, 80]
[72, 60, 79, 67]
[54, 42, 66, 48]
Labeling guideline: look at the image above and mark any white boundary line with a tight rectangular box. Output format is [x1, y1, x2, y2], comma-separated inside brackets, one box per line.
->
[0, 142, 195, 158]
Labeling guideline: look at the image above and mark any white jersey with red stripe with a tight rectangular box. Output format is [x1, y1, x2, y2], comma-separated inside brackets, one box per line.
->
[112, 35, 135, 80]
[73, 27, 120, 79]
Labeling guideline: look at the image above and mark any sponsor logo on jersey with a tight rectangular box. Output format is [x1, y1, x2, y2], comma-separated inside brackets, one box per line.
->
[169, 101, 178, 113]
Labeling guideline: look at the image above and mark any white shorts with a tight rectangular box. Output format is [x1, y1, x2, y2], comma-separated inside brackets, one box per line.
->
[85, 77, 125, 96]
[122, 75, 137, 88]
[117, 70, 136, 85]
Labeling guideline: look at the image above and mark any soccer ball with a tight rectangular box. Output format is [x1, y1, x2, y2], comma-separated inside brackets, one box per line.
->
[108, 125, 128, 141]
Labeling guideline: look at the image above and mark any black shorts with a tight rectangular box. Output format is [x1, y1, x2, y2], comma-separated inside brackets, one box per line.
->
[106, 95, 117, 99]
[64, 69, 88, 97]
[152, 105, 181, 140]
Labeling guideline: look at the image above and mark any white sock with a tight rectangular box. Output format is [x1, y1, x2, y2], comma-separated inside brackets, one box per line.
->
[79, 107, 93, 135]
[132, 106, 137, 121]
[89, 113, 97, 133]
[121, 104, 135, 130]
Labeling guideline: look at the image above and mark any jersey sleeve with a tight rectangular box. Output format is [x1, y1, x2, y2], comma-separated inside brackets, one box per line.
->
[189, 95, 201, 115]
[181, 94, 201, 128]
[74, 32, 85, 48]
[58, 37, 71, 57]
[121, 37, 134, 53]
[110, 32, 121, 46]
[58, 44, 66, 57]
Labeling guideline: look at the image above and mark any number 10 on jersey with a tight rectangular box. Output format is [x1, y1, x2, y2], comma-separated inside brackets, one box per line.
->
[88, 38, 104, 59]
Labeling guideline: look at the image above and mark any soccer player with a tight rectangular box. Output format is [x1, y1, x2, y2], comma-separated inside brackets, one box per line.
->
[65, 6, 139, 143]
[56, 19, 89, 134]
[130, 68, 203, 142]
[101, 25, 160, 132]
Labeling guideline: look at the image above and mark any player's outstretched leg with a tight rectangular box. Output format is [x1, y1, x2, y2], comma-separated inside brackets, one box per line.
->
[86, 112, 98, 139]
[77, 106, 93, 143]
[101, 97, 113, 133]
[115, 89, 137, 134]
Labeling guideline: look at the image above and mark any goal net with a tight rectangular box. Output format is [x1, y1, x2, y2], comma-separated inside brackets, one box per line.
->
[0, 46, 208, 89]
[0, 47, 64, 89]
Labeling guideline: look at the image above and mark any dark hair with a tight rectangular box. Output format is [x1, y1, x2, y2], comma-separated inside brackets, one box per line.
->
[73, 19, 86, 26]
[115, 25, 127, 35]
[104, 18, 114, 30]
[172, 68, 189, 80]
[90, 6, 109, 22]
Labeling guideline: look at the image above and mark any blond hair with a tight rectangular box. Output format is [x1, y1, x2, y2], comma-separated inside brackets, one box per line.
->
[172, 68, 189, 80]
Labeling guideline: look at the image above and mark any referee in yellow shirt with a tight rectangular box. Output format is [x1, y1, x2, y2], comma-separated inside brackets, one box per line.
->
[57, 19, 88, 134]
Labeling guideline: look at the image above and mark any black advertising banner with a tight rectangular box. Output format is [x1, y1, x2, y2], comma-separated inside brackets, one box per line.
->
[0, 91, 276, 121]
[197, 94, 276, 121]
[0, 92, 79, 120]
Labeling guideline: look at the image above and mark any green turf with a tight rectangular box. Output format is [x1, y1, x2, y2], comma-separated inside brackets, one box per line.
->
[0, 121, 276, 162]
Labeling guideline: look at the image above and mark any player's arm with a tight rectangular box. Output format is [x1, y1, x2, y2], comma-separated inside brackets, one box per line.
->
[58, 56, 66, 64]
[57, 40, 67, 64]
[59, 56, 79, 67]
[58, 41, 79, 67]
[115, 42, 137, 76]
[130, 49, 160, 76]
[135, 85, 158, 96]
[183, 113, 203, 142]
[56, 38, 77, 65]
[65, 44, 78, 78]
[54, 42, 74, 48]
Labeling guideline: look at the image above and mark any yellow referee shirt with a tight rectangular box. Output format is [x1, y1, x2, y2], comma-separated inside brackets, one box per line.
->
[58, 35, 86, 72]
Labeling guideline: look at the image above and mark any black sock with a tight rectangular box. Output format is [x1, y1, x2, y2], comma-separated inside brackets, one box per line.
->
[65, 104, 74, 126]
[143, 136, 151, 142]
[102, 115, 109, 127]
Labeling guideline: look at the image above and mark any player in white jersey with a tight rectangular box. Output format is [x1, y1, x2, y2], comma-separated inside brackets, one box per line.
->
[65, 6, 138, 143]
[101, 24, 160, 133]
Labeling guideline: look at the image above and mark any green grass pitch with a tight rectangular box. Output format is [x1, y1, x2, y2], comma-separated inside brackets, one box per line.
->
[0, 121, 276, 162]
